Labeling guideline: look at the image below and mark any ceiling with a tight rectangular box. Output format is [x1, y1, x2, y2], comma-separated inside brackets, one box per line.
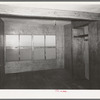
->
[0, 2, 100, 13]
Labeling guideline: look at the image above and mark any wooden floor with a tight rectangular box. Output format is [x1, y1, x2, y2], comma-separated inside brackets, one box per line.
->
[2, 69, 90, 89]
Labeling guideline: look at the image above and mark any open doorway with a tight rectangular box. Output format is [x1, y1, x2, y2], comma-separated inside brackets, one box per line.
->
[72, 25, 89, 80]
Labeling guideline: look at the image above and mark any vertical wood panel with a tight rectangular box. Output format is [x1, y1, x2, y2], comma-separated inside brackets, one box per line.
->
[0, 19, 4, 88]
[64, 24, 72, 74]
[56, 25, 64, 68]
[88, 21, 98, 88]
[97, 21, 100, 88]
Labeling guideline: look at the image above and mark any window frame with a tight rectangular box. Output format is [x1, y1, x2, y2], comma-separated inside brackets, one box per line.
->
[5, 34, 57, 62]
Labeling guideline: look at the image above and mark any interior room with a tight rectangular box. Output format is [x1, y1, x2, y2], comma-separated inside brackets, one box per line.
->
[0, 2, 100, 89]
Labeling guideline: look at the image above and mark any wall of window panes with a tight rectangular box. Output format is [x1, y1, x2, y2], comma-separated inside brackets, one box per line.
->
[6, 35, 56, 62]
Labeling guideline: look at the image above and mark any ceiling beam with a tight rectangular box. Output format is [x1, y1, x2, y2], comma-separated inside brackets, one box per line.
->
[0, 5, 100, 20]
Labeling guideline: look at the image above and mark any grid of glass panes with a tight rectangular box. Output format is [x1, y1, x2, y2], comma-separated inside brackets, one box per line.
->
[6, 35, 56, 62]
[6, 35, 32, 61]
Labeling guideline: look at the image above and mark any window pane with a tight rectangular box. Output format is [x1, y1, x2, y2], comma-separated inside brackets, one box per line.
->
[20, 47, 32, 60]
[46, 48, 56, 59]
[6, 49, 19, 61]
[34, 35, 44, 47]
[46, 35, 56, 47]
[34, 48, 44, 60]
[20, 35, 32, 60]
[20, 35, 32, 46]
[6, 35, 18, 47]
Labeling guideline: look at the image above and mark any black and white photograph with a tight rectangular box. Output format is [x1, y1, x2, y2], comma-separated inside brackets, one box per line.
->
[0, 1, 100, 90]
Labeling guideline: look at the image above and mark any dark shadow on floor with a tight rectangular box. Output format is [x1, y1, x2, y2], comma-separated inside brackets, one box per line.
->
[2, 69, 90, 89]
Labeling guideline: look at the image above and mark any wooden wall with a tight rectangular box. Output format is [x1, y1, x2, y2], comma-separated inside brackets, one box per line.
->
[56, 21, 66, 69]
[5, 60, 57, 73]
[0, 18, 4, 88]
[64, 24, 72, 75]
[88, 21, 100, 88]
[3, 18, 70, 74]
[97, 21, 100, 88]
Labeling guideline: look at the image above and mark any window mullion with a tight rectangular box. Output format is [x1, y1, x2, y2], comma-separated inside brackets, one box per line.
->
[19, 35, 20, 61]
[44, 35, 46, 60]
